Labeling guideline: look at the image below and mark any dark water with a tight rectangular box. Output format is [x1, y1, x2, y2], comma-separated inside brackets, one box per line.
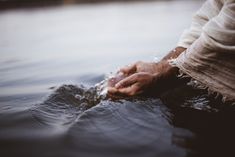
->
[1, 83, 235, 157]
[0, 1, 235, 157]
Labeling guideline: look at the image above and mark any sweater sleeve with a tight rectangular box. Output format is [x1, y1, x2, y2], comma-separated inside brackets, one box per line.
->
[173, 0, 235, 101]
[177, 0, 223, 48]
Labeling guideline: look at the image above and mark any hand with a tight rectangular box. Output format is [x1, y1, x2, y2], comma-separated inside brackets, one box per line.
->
[107, 47, 187, 97]
[119, 61, 159, 75]
[108, 60, 183, 97]
[108, 72, 157, 96]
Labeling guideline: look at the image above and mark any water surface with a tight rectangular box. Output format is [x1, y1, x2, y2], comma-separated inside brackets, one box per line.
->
[1, 1, 235, 157]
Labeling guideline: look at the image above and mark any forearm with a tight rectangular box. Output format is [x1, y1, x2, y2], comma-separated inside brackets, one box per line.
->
[151, 46, 187, 87]
[150, 47, 188, 94]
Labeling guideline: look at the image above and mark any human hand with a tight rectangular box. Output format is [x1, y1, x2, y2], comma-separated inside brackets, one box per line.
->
[119, 61, 159, 75]
[108, 60, 181, 97]
[107, 47, 187, 97]
[108, 72, 158, 96]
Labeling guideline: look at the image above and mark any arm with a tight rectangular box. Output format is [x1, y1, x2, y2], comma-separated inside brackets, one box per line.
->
[162, 0, 221, 60]
[162, 47, 186, 60]
[177, 0, 221, 48]
[108, 0, 224, 97]
[108, 47, 186, 96]
[172, 1, 235, 100]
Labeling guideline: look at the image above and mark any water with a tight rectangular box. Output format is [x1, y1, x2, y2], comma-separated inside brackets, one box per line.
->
[1, 1, 235, 157]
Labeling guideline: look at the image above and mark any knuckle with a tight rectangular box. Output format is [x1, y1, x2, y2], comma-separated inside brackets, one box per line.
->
[119, 82, 125, 87]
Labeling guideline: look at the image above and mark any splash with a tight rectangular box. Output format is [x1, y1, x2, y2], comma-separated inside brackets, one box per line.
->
[95, 71, 126, 96]
[30, 84, 104, 128]
[30, 71, 128, 128]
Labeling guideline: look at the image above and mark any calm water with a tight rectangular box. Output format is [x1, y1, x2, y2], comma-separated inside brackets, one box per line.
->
[0, 1, 235, 157]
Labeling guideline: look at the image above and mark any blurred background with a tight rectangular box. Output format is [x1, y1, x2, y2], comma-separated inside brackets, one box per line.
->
[1, 0, 176, 9]
[0, 0, 203, 96]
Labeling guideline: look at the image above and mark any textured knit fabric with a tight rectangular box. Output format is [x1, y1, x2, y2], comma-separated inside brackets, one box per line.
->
[173, 0, 235, 101]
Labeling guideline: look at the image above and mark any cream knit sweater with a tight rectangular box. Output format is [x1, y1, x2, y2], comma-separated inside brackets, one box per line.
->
[172, 0, 235, 102]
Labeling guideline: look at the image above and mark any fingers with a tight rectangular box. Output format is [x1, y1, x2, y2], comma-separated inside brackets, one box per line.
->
[107, 87, 118, 94]
[119, 63, 137, 75]
[115, 74, 138, 89]
[108, 83, 141, 96]
[118, 84, 142, 96]
[108, 73, 142, 97]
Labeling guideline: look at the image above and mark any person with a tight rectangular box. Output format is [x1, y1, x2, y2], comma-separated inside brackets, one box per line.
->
[108, 0, 235, 102]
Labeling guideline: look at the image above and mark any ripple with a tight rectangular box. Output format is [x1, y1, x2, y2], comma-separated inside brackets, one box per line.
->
[66, 98, 186, 157]
[30, 84, 101, 129]
[29, 84, 187, 157]
[30, 82, 232, 157]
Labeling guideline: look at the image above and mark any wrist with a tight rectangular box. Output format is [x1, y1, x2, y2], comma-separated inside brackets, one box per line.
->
[155, 60, 179, 80]
[161, 46, 186, 61]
